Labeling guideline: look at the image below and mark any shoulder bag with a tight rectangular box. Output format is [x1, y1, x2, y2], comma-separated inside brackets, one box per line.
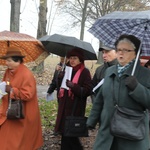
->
[110, 78, 146, 140]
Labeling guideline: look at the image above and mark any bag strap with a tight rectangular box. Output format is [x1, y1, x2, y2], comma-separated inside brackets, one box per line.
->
[71, 87, 84, 116]
[7, 92, 12, 109]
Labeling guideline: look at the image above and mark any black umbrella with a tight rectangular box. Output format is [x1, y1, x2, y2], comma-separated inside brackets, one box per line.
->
[39, 33, 97, 60]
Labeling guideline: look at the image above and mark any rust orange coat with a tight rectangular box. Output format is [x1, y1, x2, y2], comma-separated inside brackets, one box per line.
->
[0, 64, 43, 150]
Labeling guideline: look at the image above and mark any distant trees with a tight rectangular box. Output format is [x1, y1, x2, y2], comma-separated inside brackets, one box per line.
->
[57, 0, 150, 40]
[55, 0, 149, 63]
[9, 0, 150, 64]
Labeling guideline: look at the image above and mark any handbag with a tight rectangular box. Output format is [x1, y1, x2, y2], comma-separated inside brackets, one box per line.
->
[64, 116, 88, 137]
[110, 106, 145, 140]
[110, 78, 146, 140]
[64, 88, 89, 137]
[7, 93, 25, 119]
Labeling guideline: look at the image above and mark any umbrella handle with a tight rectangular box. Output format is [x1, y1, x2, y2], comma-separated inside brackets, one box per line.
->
[131, 43, 142, 76]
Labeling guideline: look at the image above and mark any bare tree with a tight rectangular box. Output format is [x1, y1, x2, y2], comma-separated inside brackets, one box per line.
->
[32, 0, 47, 73]
[37, 0, 47, 39]
[10, 0, 21, 32]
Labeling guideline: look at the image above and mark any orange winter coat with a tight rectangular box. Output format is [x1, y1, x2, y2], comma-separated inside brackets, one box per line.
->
[0, 64, 43, 150]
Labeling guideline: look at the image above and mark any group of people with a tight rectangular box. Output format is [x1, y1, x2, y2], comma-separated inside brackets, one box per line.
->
[0, 34, 150, 150]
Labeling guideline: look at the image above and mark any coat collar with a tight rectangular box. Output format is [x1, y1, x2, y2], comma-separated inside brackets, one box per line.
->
[107, 59, 141, 78]
[104, 59, 118, 67]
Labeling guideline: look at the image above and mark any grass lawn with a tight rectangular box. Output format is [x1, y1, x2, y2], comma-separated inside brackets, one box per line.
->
[39, 98, 92, 129]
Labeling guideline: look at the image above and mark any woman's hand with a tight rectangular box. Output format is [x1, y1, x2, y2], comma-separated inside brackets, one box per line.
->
[66, 79, 74, 88]
[125, 76, 138, 91]
[5, 85, 12, 93]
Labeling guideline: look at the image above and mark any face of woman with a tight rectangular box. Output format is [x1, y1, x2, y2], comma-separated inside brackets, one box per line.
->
[5, 57, 20, 70]
[69, 56, 81, 67]
[116, 41, 136, 66]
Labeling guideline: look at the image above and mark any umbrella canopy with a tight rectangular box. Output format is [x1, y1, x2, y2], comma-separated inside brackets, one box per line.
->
[39, 33, 97, 60]
[88, 10, 150, 58]
[0, 30, 49, 65]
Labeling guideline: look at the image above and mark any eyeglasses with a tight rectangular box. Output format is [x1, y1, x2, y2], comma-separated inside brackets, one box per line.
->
[116, 49, 135, 53]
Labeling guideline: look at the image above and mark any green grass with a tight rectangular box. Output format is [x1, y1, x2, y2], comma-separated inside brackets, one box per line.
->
[39, 99, 92, 129]
[39, 99, 58, 129]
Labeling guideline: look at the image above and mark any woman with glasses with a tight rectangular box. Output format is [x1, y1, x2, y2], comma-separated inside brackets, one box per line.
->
[87, 34, 150, 150]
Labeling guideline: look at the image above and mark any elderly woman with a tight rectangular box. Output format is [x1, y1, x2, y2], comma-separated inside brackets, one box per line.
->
[87, 34, 150, 150]
[0, 47, 43, 150]
[54, 48, 92, 150]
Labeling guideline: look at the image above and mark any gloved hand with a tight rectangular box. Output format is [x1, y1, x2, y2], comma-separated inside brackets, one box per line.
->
[5, 85, 12, 93]
[125, 76, 138, 91]
[58, 71, 65, 79]
[66, 79, 74, 88]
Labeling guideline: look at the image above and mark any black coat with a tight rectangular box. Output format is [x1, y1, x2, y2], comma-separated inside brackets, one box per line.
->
[54, 66, 92, 134]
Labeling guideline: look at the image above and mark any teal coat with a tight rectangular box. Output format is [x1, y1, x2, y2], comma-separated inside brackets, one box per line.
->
[87, 61, 150, 150]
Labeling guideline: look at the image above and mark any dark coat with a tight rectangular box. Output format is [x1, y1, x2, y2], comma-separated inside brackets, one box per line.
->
[54, 66, 92, 134]
[47, 62, 64, 98]
[87, 60, 150, 150]
[91, 59, 117, 101]
[92, 59, 118, 87]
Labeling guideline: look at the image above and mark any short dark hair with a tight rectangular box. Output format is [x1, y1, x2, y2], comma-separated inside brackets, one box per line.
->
[11, 56, 24, 63]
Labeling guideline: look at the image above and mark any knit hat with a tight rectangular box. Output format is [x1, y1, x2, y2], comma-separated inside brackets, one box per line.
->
[114, 34, 141, 54]
[0, 47, 25, 59]
[67, 48, 84, 62]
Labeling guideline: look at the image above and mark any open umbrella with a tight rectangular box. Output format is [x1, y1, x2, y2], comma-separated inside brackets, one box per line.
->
[39, 33, 97, 60]
[89, 10, 150, 57]
[0, 30, 49, 65]
[88, 10, 150, 74]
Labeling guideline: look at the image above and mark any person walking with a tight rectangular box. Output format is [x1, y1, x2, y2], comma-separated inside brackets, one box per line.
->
[54, 48, 92, 150]
[0, 47, 43, 150]
[91, 46, 117, 101]
[87, 34, 150, 150]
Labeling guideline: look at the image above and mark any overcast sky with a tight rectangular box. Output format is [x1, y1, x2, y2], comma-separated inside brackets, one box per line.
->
[0, 0, 99, 52]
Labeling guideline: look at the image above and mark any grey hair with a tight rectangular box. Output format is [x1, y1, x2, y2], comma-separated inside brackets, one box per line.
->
[117, 38, 136, 50]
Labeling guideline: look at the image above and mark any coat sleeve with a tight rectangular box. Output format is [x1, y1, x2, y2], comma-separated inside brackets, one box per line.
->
[128, 67, 150, 110]
[47, 70, 58, 94]
[129, 83, 150, 109]
[86, 87, 104, 128]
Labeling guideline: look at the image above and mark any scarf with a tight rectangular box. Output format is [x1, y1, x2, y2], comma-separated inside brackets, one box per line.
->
[117, 59, 135, 77]
[58, 63, 85, 99]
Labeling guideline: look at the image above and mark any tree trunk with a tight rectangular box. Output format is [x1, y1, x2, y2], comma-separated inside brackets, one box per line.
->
[80, 0, 89, 40]
[34, 0, 48, 73]
[37, 0, 47, 39]
[10, 0, 21, 32]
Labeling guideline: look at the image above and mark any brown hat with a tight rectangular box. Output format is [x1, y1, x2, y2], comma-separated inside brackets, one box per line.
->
[0, 47, 25, 59]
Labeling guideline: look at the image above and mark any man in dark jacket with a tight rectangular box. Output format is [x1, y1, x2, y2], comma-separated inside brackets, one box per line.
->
[91, 46, 117, 102]
[47, 57, 66, 102]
